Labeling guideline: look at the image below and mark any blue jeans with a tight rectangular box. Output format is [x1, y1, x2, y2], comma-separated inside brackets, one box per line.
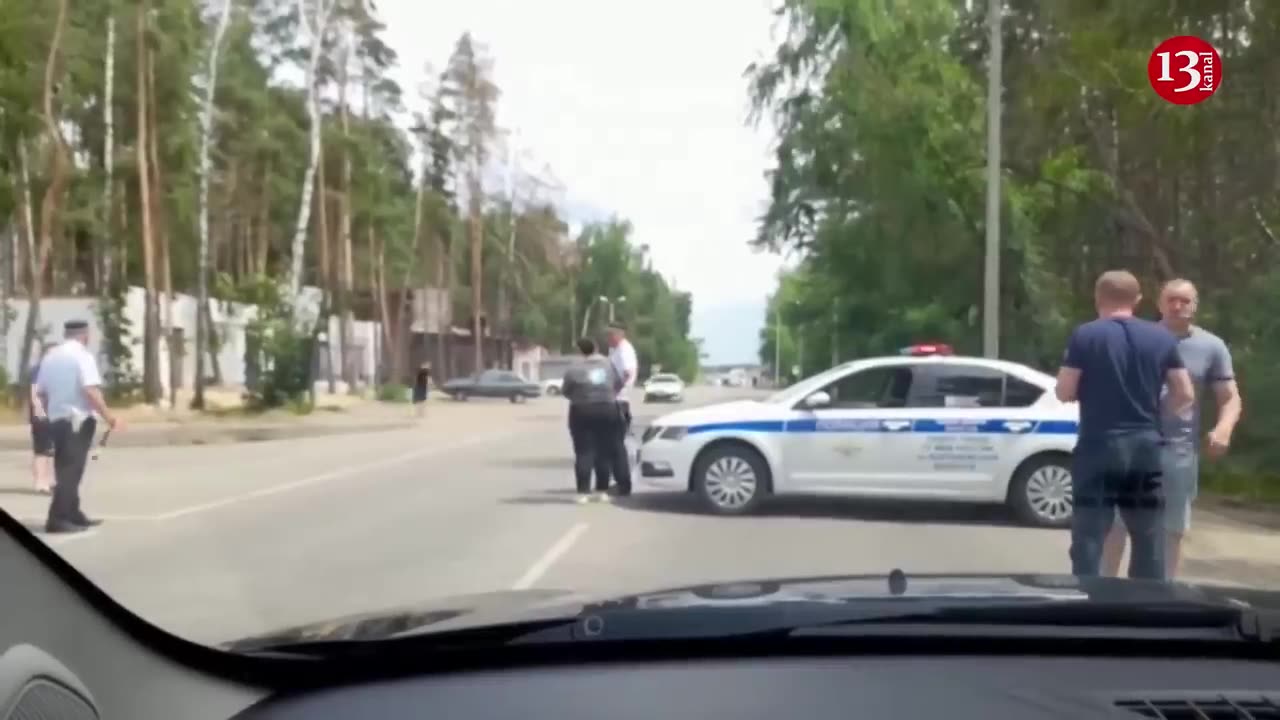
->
[1070, 430, 1167, 580]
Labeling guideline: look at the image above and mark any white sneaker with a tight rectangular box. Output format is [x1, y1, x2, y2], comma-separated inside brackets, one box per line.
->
[575, 495, 592, 505]
[593, 492, 611, 503]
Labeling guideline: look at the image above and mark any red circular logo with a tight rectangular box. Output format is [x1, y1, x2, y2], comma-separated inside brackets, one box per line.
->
[1148, 36, 1222, 105]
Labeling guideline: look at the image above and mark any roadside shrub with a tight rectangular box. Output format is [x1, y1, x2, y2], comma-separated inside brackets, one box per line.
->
[95, 293, 144, 405]
[377, 382, 410, 403]
[233, 275, 317, 411]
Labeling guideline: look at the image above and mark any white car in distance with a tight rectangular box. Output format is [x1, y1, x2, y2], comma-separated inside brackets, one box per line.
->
[643, 373, 686, 403]
[542, 377, 564, 396]
[637, 346, 1079, 528]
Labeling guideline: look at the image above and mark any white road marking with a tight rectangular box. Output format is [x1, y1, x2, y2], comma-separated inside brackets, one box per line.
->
[512, 522, 590, 590]
[152, 430, 519, 521]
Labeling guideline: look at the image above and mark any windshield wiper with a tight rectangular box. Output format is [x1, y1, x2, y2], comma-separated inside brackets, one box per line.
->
[791, 600, 1253, 635]
[602, 600, 1257, 640]
[227, 617, 582, 657]
[229, 600, 1280, 657]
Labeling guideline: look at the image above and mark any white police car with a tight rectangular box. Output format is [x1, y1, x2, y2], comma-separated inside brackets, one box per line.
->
[637, 345, 1078, 528]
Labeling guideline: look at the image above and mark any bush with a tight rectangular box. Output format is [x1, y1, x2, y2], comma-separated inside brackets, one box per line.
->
[1201, 464, 1280, 504]
[95, 292, 144, 404]
[244, 319, 315, 411]
[234, 275, 317, 411]
[377, 382, 410, 403]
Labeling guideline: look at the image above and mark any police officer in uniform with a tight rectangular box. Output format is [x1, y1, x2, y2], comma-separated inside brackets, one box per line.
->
[605, 321, 639, 493]
[562, 337, 628, 504]
[35, 320, 122, 533]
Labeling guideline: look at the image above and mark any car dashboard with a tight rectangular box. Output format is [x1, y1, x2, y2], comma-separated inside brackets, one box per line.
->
[226, 655, 1280, 720]
[4, 512, 1280, 720]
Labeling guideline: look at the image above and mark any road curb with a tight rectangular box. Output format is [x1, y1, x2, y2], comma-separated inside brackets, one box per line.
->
[0, 419, 414, 450]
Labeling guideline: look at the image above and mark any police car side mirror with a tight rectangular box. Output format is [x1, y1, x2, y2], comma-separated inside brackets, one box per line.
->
[802, 391, 831, 409]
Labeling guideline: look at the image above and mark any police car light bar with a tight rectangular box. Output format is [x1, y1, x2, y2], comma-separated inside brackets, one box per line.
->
[900, 343, 954, 356]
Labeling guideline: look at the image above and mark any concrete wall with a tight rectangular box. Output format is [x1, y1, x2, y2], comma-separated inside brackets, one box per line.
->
[317, 315, 381, 387]
[512, 345, 549, 382]
[2, 285, 382, 397]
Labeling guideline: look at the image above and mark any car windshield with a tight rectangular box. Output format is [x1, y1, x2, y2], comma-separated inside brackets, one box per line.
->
[3, 0, 1277, 654]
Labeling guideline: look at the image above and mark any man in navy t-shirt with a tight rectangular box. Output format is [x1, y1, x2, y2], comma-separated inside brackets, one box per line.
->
[1054, 270, 1194, 580]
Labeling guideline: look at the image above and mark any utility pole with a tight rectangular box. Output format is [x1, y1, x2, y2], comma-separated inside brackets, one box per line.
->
[600, 295, 626, 324]
[501, 128, 519, 358]
[773, 302, 781, 386]
[830, 306, 839, 366]
[982, 0, 1003, 359]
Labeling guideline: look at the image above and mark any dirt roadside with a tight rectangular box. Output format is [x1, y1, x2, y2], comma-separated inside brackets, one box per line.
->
[1181, 496, 1280, 587]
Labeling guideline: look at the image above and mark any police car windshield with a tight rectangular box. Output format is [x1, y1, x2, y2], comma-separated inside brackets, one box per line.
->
[765, 362, 861, 405]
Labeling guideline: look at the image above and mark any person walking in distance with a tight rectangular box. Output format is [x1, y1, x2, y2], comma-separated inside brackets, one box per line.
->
[605, 320, 639, 492]
[35, 320, 123, 534]
[1054, 270, 1194, 580]
[28, 342, 56, 494]
[561, 337, 627, 504]
[412, 362, 432, 419]
[1100, 279, 1242, 579]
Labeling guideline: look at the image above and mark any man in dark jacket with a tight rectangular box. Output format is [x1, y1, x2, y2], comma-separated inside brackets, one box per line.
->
[562, 337, 629, 503]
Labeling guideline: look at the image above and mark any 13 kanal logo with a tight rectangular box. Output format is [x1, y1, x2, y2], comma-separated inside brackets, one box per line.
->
[1148, 35, 1221, 105]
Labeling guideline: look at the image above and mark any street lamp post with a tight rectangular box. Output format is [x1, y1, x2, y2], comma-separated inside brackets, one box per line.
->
[600, 295, 626, 324]
[774, 302, 782, 387]
[981, 0, 1003, 359]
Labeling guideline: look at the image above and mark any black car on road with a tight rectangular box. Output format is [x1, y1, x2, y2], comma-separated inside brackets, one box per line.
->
[442, 369, 542, 403]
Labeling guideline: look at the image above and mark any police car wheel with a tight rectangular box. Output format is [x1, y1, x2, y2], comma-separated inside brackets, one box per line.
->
[1008, 454, 1073, 528]
[693, 444, 769, 515]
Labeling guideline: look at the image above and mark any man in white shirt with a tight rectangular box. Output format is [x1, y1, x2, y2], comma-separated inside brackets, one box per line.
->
[34, 320, 122, 533]
[606, 321, 638, 496]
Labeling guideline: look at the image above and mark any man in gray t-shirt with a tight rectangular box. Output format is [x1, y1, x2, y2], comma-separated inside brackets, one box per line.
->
[1103, 279, 1243, 579]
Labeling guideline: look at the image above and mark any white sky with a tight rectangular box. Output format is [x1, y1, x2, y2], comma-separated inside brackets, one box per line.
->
[378, 0, 785, 364]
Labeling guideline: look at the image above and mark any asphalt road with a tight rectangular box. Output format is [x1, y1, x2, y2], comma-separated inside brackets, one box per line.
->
[0, 385, 1218, 644]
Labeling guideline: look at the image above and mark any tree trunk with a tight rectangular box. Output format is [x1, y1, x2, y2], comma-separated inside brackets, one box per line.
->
[194, 0, 232, 408]
[370, 226, 389, 384]
[0, 224, 9, 372]
[498, 132, 518, 353]
[315, 140, 335, 393]
[393, 273, 411, 385]
[97, 9, 117, 378]
[135, 0, 161, 404]
[148, 50, 177, 408]
[15, 0, 71, 401]
[435, 230, 449, 380]
[337, 29, 356, 392]
[115, 176, 128, 285]
[13, 139, 40, 403]
[255, 161, 271, 274]
[286, 0, 333, 302]
[410, 153, 427, 370]
[100, 11, 116, 298]
[469, 192, 483, 372]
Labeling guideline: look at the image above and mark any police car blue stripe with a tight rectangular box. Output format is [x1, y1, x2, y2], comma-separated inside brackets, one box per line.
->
[687, 420, 787, 435]
[686, 419, 1079, 435]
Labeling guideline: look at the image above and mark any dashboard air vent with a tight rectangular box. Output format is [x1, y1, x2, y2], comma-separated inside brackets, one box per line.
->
[1115, 696, 1280, 720]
